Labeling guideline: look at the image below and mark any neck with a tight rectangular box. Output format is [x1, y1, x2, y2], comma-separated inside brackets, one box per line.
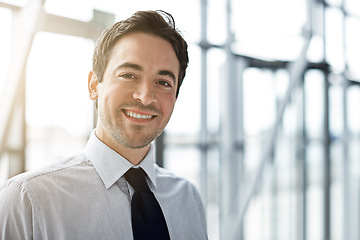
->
[95, 130, 151, 165]
[118, 145, 151, 166]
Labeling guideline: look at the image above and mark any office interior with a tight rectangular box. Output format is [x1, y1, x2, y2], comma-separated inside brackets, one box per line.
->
[0, 0, 360, 239]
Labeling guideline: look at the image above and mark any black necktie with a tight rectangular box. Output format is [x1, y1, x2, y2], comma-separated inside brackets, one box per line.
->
[124, 168, 170, 240]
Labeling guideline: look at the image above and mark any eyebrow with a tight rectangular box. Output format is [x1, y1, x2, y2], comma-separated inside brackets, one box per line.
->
[113, 62, 177, 84]
[113, 62, 143, 73]
[159, 70, 176, 83]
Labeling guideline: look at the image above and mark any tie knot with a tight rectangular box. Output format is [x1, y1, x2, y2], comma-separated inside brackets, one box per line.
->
[124, 168, 150, 192]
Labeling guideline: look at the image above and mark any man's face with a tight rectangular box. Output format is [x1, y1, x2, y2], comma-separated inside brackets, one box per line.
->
[89, 32, 179, 151]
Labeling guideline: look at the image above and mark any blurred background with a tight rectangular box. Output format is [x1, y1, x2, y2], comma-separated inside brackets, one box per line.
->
[0, 0, 360, 239]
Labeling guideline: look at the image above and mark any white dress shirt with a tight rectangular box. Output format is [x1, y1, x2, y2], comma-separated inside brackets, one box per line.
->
[0, 130, 208, 239]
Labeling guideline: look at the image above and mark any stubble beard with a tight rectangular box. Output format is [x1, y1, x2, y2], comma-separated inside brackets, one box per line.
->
[101, 105, 165, 149]
[111, 123, 161, 149]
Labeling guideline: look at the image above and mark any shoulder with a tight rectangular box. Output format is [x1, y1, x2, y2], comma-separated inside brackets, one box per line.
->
[154, 165, 202, 198]
[0, 153, 88, 239]
[0, 152, 90, 214]
[1, 153, 89, 190]
[154, 165, 190, 185]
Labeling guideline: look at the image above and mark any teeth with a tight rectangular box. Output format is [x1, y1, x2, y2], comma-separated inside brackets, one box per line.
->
[125, 110, 153, 119]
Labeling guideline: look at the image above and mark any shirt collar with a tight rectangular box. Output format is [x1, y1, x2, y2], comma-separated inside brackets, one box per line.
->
[85, 130, 157, 189]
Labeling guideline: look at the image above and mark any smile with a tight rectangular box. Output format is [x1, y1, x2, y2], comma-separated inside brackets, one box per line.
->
[124, 110, 155, 119]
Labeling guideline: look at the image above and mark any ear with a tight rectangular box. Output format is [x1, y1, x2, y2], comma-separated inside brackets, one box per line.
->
[88, 71, 99, 100]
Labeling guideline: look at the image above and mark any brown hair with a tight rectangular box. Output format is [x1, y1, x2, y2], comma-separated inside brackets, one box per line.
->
[92, 10, 189, 97]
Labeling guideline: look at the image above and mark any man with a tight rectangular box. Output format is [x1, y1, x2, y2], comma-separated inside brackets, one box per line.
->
[0, 10, 208, 239]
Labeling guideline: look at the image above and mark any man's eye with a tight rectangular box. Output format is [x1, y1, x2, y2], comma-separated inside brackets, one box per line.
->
[119, 73, 136, 79]
[157, 80, 172, 87]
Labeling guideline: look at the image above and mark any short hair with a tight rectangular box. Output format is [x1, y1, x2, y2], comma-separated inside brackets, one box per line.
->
[92, 10, 189, 97]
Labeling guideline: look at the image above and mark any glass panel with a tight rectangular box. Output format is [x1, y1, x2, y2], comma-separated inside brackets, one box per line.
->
[330, 140, 343, 240]
[276, 96, 300, 240]
[25, 32, 94, 170]
[307, 35, 325, 63]
[206, 146, 220, 240]
[0, 8, 12, 95]
[244, 193, 265, 240]
[164, 146, 201, 189]
[329, 84, 343, 137]
[306, 141, 324, 240]
[207, 0, 227, 45]
[345, 0, 360, 15]
[307, 184, 324, 240]
[304, 70, 325, 139]
[166, 44, 201, 135]
[325, 8, 345, 71]
[345, 17, 360, 74]
[231, 0, 306, 61]
[44, 0, 201, 43]
[170, 1, 201, 44]
[347, 86, 360, 134]
[44, 0, 93, 21]
[243, 68, 276, 136]
[275, 69, 289, 100]
[106, 1, 201, 44]
[207, 48, 225, 133]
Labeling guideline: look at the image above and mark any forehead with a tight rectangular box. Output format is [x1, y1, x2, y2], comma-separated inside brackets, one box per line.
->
[108, 32, 179, 73]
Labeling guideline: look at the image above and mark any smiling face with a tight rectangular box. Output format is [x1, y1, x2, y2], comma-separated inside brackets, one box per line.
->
[88, 32, 179, 160]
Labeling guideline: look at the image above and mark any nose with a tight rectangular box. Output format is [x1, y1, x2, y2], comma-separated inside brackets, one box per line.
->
[132, 81, 156, 105]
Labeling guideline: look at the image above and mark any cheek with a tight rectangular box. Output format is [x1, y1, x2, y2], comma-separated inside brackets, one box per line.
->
[100, 86, 127, 105]
[161, 97, 176, 116]
[97, 92, 116, 117]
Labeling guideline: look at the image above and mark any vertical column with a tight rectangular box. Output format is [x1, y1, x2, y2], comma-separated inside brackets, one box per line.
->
[323, 68, 331, 240]
[341, 0, 350, 238]
[320, 0, 331, 238]
[341, 77, 349, 240]
[219, 0, 247, 238]
[200, 0, 208, 206]
[300, 74, 307, 240]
